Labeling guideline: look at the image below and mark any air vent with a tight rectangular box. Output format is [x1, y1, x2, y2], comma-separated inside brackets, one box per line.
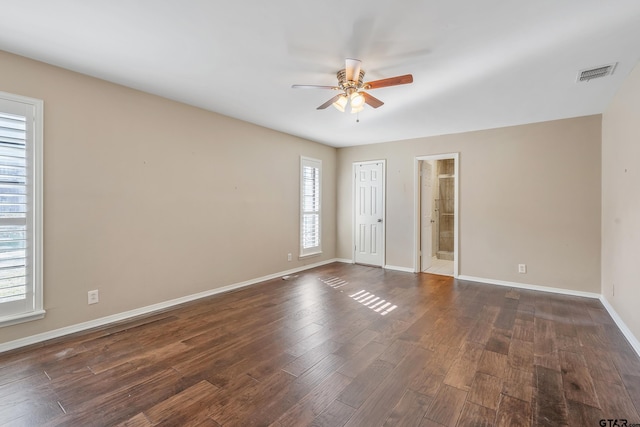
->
[577, 63, 617, 82]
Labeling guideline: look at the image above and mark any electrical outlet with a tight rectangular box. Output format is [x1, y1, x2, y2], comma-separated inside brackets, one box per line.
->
[518, 264, 527, 274]
[287, 253, 292, 261]
[88, 290, 99, 305]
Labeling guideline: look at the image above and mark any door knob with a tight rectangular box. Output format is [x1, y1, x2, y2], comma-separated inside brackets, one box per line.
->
[377, 219, 383, 223]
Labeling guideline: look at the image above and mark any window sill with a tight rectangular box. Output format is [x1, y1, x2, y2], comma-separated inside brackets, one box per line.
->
[299, 251, 322, 259]
[0, 310, 46, 328]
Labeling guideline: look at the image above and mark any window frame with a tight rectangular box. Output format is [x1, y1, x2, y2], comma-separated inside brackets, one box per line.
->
[299, 156, 322, 258]
[0, 91, 44, 328]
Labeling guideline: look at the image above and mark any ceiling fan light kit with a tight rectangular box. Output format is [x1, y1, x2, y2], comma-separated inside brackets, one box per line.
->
[292, 58, 413, 114]
[333, 94, 348, 112]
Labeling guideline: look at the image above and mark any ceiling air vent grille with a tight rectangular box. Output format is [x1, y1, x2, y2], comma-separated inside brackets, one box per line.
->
[577, 63, 617, 82]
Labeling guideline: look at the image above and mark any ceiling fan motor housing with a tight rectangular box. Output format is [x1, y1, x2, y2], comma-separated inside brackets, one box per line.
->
[337, 69, 366, 95]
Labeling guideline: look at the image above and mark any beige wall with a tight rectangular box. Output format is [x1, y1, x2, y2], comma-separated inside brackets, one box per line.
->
[337, 116, 602, 293]
[602, 62, 640, 343]
[0, 51, 336, 345]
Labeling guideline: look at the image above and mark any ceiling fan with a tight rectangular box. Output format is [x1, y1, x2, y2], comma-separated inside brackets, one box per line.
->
[292, 58, 413, 113]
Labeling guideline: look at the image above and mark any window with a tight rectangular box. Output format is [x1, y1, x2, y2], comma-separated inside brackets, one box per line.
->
[0, 92, 44, 327]
[300, 157, 321, 257]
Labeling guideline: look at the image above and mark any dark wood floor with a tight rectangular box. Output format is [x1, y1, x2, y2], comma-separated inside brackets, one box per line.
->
[1, 263, 640, 426]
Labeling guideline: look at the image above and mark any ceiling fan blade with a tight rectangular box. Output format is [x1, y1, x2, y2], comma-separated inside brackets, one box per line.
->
[317, 94, 341, 110]
[345, 58, 362, 82]
[362, 92, 384, 108]
[292, 84, 340, 90]
[364, 74, 413, 90]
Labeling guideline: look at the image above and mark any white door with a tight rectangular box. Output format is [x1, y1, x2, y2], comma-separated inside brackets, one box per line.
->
[420, 161, 433, 271]
[354, 161, 385, 266]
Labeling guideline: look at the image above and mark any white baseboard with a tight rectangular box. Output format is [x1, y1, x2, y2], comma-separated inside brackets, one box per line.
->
[384, 265, 415, 273]
[0, 258, 341, 354]
[457, 275, 601, 299]
[599, 296, 640, 358]
[334, 258, 353, 264]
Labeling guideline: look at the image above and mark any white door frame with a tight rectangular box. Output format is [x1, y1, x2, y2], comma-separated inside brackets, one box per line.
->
[353, 160, 386, 267]
[414, 153, 459, 277]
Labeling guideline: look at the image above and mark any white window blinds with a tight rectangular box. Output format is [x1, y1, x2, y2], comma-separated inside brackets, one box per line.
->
[0, 92, 44, 327]
[300, 157, 322, 257]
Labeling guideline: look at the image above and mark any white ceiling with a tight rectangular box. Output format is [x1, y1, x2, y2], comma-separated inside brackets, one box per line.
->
[1, 1, 640, 147]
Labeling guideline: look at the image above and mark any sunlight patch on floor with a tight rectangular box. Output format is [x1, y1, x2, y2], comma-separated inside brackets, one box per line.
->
[319, 276, 349, 289]
[349, 290, 397, 316]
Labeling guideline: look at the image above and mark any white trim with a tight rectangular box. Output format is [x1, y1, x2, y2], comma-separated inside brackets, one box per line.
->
[457, 275, 601, 299]
[298, 251, 322, 259]
[352, 160, 386, 267]
[414, 153, 459, 277]
[384, 265, 415, 273]
[335, 258, 353, 264]
[599, 296, 640, 357]
[0, 310, 46, 328]
[0, 258, 339, 354]
[0, 91, 45, 327]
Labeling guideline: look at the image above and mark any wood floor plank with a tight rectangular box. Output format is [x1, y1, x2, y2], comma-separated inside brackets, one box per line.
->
[343, 346, 433, 426]
[378, 339, 416, 366]
[309, 400, 356, 427]
[493, 303, 517, 330]
[336, 340, 387, 378]
[113, 412, 153, 427]
[241, 347, 298, 383]
[508, 338, 534, 373]
[495, 394, 531, 427]
[457, 402, 496, 427]
[423, 384, 467, 427]
[468, 372, 502, 410]
[337, 358, 395, 408]
[382, 389, 433, 427]
[242, 353, 347, 426]
[406, 349, 445, 397]
[144, 380, 218, 426]
[419, 418, 447, 427]
[613, 349, 640, 377]
[282, 339, 342, 377]
[1, 263, 639, 426]
[0, 376, 62, 426]
[477, 350, 508, 378]
[593, 378, 640, 422]
[582, 347, 623, 384]
[443, 341, 484, 391]
[558, 350, 599, 408]
[502, 366, 534, 403]
[534, 365, 569, 426]
[273, 371, 352, 427]
[58, 367, 190, 426]
[466, 320, 494, 345]
[534, 317, 557, 356]
[209, 370, 294, 425]
[534, 349, 562, 372]
[332, 328, 379, 359]
[566, 399, 605, 426]
[485, 328, 512, 355]
[622, 374, 640, 415]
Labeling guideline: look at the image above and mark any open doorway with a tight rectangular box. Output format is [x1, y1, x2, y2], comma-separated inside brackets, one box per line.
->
[415, 154, 458, 277]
